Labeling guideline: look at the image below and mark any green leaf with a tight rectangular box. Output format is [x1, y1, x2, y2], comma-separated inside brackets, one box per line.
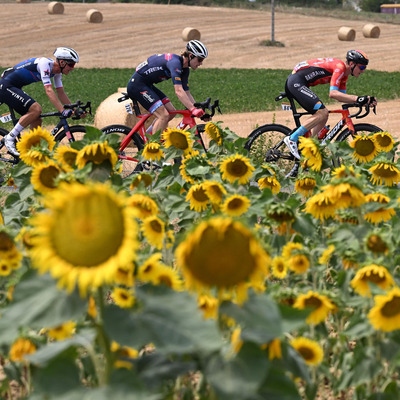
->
[219, 292, 282, 344]
[103, 285, 223, 355]
[0, 271, 87, 344]
[292, 214, 316, 237]
[278, 304, 309, 333]
[205, 342, 270, 400]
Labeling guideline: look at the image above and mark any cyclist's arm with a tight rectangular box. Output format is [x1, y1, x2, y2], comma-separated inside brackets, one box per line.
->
[44, 85, 65, 113]
[55, 86, 71, 107]
[329, 89, 357, 103]
[174, 84, 196, 110]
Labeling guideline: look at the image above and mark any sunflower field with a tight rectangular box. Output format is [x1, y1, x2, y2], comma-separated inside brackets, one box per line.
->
[1, 122, 400, 400]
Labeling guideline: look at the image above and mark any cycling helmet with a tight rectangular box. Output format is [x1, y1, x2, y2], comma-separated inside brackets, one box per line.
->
[53, 47, 80, 63]
[346, 50, 369, 66]
[186, 40, 208, 59]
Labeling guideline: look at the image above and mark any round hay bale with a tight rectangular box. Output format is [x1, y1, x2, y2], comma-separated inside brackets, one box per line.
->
[338, 26, 356, 41]
[94, 89, 155, 131]
[16, 0, 31, 3]
[182, 27, 201, 41]
[48, 2, 64, 15]
[362, 23, 380, 38]
[86, 9, 103, 23]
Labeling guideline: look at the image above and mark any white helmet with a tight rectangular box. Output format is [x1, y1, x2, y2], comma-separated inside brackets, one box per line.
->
[186, 40, 208, 59]
[53, 47, 80, 63]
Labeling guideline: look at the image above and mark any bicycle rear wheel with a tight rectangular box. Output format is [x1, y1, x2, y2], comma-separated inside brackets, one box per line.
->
[245, 124, 296, 177]
[101, 124, 144, 178]
[335, 123, 383, 143]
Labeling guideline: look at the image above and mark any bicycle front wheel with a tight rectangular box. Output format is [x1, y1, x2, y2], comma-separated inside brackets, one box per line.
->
[336, 123, 383, 143]
[54, 125, 87, 145]
[245, 124, 296, 177]
[101, 124, 144, 178]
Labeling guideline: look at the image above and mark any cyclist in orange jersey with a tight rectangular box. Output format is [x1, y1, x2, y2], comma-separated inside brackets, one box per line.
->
[283, 50, 377, 159]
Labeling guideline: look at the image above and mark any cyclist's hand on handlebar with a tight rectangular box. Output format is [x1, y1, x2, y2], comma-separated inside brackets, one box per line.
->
[62, 109, 73, 118]
[357, 96, 377, 106]
[190, 107, 205, 118]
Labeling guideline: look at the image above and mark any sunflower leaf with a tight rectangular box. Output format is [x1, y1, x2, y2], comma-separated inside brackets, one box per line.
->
[103, 285, 223, 355]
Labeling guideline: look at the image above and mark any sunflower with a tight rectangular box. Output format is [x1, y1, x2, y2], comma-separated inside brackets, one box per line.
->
[198, 294, 219, 319]
[115, 264, 135, 287]
[331, 165, 357, 181]
[281, 242, 303, 259]
[17, 127, 55, 167]
[266, 338, 282, 360]
[364, 193, 396, 223]
[294, 291, 335, 325]
[176, 217, 270, 304]
[179, 150, 202, 184]
[318, 245, 335, 265]
[368, 287, 400, 332]
[322, 183, 365, 209]
[271, 256, 288, 279]
[126, 193, 159, 220]
[0, 231, 22, 271]
[298, 137, 322, 172]
[258, 176, 281, 194]
[205, 122, 223, 146]
[203, 180, 227, 205]
[153, 265, 183, 291]
[112, 287, 135, 308]
[137, 253, 165, 284]
[369, 162, 400, 187]
[31, 161, 62, 194]
[288, 253, 310, 274]
[47, 321, 76, 341]
[142, 142, 164, 161]
[9, 338, 37, 362]
[366, 233, 389, 254]
[29, 182, 139, 296]
[231, 327, 243, 354]
[350, 264, 395, 297]
[373, 131, 395, 152]
[186, 183, 210, 212]
[88, 296, 97, 319]
[304, 191, 337, 221]
[76, 142, 118, 169]
[221, 194, 250, 217]
[129, 173, 153, 191]
[290, 337, 323, 366]
[350, 135, 380, 163]
[220, 154, 255, 184]
[266, 203, 295, 224]
[53, 145, 78, 172]
[141, 215, 165, 249]
[162, 128, 193, 155]
[295, 177, 316, 197]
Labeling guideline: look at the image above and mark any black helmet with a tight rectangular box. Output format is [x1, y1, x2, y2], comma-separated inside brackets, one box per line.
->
[346, 50, 369, 66]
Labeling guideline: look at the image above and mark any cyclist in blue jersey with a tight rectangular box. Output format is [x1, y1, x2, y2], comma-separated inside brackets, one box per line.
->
[127, 40, 208, 135]
[0, 47, 82, 157]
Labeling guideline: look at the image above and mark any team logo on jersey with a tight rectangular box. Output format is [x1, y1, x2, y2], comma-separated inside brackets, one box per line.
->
[44, 69, 50, 76]
[175, 77, 181, 81]
[140, 91, 155, 102]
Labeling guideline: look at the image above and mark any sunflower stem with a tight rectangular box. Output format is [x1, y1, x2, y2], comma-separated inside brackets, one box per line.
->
[95, 287, 113, 386]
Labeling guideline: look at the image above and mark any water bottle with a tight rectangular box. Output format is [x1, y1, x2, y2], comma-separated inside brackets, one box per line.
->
[318, 125, 330, 140]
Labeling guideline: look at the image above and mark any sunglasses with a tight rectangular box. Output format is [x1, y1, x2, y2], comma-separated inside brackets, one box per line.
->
[66, 61, 76, 68]
[197, 57, 205, 62]
[357, 64, 367, 71]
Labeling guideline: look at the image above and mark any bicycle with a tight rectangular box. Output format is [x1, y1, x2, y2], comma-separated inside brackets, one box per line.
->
[244, 91, 383, 177]
[0, 100, 92, 166]
[101, 94, 222, 178]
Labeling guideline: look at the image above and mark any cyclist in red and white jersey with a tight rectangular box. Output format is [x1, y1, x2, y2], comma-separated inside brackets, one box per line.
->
[283, 50, 377, 159]
[127, 40, 208, 135]
[0, 47, 82, 157]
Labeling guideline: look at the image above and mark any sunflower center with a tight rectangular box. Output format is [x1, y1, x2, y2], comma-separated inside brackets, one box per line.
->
[367, 236, 387, 253]
[374, 164, 397, 177]
[193, 187, 209, 202]
[363, 271, 386, 284]
[376, 135, 391, 147]
[381, 296, 400, 317]
[227, 160, 248, 177]
[304, 296, 322, 309]
[355, 139, 375, 156]
[297, 346, 314, 361]
[63, 151, 77, 166]
[159, 275, 173, 287]
[228, 198, 243, 210]
[149, 219, 163, 233]
[40, 165, 60, 188]
[170, 132, 189, 150]
[50, 193, 125, 266]
[0, 233, 14, 251]
[147, 144, 161, 154]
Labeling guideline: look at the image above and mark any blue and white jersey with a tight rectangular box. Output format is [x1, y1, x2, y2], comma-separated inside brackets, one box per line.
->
[1, 57, 63, 89]
[135, 53, 190, 90]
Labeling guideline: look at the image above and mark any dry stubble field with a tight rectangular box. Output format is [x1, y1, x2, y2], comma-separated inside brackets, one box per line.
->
[1, 2, 400, 137]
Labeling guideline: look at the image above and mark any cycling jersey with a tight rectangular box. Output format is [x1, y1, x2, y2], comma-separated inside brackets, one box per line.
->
[285, 58, 349, 114]
[291, 58, 348, 92]
[1, 57, 63, 89]
[127, 53, 190, 114]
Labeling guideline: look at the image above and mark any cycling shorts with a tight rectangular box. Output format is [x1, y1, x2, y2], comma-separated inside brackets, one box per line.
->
[0, 80, 36, 116]
[127, 73, 170, 114]
[285, 73, 326, 115]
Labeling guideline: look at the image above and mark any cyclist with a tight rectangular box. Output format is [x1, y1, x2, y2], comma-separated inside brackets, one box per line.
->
[283, 50, 377, 159]
[0, 47, 82, 157]
[127, 40, 208, 135]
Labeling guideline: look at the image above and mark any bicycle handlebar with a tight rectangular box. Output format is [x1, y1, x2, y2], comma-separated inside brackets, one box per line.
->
[40, 100, 92, 120]
[193, 98, 222, 120]
[342, 103, 376, 119]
